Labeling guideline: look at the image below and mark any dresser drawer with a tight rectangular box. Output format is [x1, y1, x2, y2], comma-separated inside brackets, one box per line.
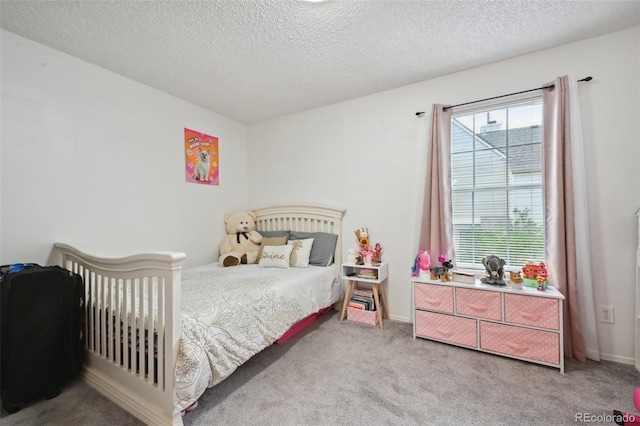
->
[480, 321, 559, 365]
[455, 288, 502, 321]
[414, 283, 454, 313]
[504, 294, 560, 330]
[415, 310, 477, 348]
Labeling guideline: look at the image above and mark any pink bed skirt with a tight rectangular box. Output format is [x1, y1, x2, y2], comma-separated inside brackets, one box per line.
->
[275, 306, 333, 344]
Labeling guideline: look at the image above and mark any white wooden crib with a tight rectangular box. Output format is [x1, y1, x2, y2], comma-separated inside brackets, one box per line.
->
[50, 203, 345, 425]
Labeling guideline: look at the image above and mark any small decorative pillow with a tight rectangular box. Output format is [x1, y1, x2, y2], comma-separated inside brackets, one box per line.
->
[259, 230, 290, 240]
[258, 244, 294, 268]
[289, 232, 338, 266]
[287, 238, 314, 268]
[257, 236, 288, 260]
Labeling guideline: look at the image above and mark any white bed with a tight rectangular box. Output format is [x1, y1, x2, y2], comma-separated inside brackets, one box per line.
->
[50, 204, 345, 426]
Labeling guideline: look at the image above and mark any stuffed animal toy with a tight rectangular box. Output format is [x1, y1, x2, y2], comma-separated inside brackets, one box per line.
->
[429, 260, 453, 282]
[509, 271, 524, 284]
[508, 270, 524, 289]
[354, 228, 370, 251]
[411, 250, 430, 277]
[480, 254, 506, 285]
[430, 254, 453, 282]
[219, 210, 263, 267]
[441, 259, 453, 281]
[418, 250, 430, 278]
[411, 255, 420, 277]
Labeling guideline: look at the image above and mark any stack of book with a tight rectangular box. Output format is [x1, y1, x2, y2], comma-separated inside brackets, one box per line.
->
[348, 289, 376, 311]
[356, 268, 378, 280]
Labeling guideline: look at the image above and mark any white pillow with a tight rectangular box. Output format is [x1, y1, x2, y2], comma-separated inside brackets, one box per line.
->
[287, 238, 315, 268]
[258, 244, 294, 268]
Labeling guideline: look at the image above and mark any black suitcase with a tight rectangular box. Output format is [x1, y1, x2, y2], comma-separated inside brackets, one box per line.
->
[1, 264, 85, 413]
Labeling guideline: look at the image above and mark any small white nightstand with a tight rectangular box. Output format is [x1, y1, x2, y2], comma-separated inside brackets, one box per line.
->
[339, 262, 389, 330]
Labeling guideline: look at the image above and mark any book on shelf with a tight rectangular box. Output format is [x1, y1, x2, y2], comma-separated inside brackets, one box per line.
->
[350, 297, 373, 311]
[348, 301, 366, 310]
[357, 268, 378, 279]
[349, 289, 376, 311]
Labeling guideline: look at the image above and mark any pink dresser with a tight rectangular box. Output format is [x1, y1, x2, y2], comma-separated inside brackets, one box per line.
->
[412, 277, 565, 373]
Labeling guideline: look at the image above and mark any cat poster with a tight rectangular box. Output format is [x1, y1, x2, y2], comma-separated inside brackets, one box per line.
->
[184, 128, 219, 185]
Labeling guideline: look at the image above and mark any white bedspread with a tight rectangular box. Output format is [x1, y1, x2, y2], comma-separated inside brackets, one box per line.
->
[174, 263, 341, 412]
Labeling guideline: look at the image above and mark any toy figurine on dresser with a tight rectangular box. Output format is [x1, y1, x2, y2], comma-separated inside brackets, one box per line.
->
[480, 254, 507, 285]
[371, 243, 383, 266]
[355, 227, 371, 264]
[522, 261, 549, 290]
[411, 250, 431, 278]
[430, 254, 453, 282]
[508, 270, 524, 290]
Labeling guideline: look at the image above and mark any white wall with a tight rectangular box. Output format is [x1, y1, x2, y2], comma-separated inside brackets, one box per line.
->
[0, 30, 249, 269]
[247, 27, 640, 363]
[2, 26, 638, 364]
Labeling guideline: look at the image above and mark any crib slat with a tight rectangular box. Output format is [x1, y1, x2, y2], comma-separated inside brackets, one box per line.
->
[123, 278, 129, 371]
[82, 268, 88, 353]
[158, 277, 165, 389]
[89, 271, 95, 352]
[131, 278, 138, 375]
[108, 277, 114, 362]
[147, 277, 154, 385]
[115, 279, 122, 366]
[100, 275, 107, 358]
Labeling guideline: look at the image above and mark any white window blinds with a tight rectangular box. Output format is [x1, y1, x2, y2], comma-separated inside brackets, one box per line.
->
[451, 98, 545, 270]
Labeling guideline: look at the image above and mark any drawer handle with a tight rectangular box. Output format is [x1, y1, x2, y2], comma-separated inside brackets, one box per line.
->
[468, 303, 488, 311]
[506, 341, 529, 352]
[435, 327, 454, 337]
[425, 297, 442, 306]
[517, 310, 542, 321]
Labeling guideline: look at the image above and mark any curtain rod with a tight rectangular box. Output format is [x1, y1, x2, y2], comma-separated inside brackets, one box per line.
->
[415, 76, 593, 116]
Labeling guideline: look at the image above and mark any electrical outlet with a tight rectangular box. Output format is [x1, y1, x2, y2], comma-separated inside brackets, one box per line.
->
[599, 305, 615, 324]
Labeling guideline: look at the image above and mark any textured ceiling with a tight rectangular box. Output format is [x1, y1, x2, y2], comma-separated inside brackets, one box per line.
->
[1, 0, 639, 124]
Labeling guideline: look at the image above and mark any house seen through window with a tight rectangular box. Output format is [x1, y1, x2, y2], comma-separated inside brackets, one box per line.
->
[451, 97, 545, 270]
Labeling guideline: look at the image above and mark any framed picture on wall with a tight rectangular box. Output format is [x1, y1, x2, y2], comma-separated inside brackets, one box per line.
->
[184, 128, 219, 185]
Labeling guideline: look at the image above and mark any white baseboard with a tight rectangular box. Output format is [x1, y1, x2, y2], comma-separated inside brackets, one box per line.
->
[598, 352, 635, 365]
[570, 346, 635, 365]
[389, 314, 411, 322]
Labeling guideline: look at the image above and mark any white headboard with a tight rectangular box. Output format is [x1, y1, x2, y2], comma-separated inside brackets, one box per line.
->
[252, 203, 346, 269]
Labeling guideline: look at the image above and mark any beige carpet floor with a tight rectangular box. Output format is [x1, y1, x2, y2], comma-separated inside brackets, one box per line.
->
[2, 310, 639, 425]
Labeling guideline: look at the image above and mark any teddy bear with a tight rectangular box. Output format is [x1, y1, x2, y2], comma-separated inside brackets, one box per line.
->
[219, 210, 263, 267]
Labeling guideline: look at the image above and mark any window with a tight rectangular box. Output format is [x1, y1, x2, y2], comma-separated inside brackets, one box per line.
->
[451, 97, 544, 270]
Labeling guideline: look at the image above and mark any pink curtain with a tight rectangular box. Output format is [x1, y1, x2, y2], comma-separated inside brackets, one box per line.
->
[543, 76, 586, 362]
[418, 104, 455, 261]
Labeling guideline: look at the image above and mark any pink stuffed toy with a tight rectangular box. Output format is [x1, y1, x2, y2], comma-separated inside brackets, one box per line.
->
[411, 250, 431, 277]
[418, 250, 431, 277]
